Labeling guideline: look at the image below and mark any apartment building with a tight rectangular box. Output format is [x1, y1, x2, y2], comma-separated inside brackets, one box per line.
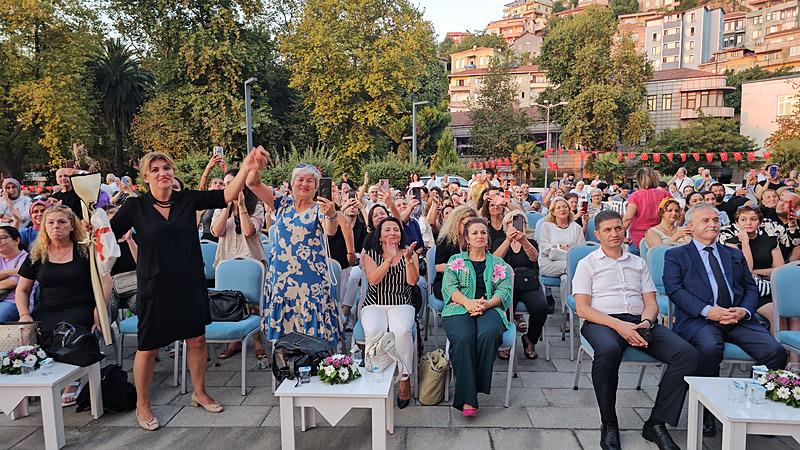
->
[740, 74, 800, 149]
[646, 68, 734, 132]
[486, 17, 530, 44]
[723, 12, 747, 49]
[448, 65, 550, 112]
[450, 47, 499, 73]
[644, 7, 724, 70]
[510, 32, 544, 57]
[755, 28, 800, 70]
[639, 0, 679, 12]
[618, 11, 663, 54]
[445, 32, 472, 45]
[745, 0, 799, 50]
[698, 47, 757, 74]
[503, 0, 554, 19]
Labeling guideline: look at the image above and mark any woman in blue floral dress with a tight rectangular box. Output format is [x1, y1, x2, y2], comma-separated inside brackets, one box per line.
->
[246, 156, 343, 348]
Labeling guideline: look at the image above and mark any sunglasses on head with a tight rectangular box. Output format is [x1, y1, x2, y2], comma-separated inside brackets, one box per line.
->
[295, 163, 321, 176]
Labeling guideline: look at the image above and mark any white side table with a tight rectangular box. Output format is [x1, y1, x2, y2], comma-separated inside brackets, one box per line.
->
[275, 363, 395, 450]
[685, 376, 800, 450]
[0, 362, 103, 450]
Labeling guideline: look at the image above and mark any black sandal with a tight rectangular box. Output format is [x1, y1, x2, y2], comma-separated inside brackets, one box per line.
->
[521, 335, 538, 360]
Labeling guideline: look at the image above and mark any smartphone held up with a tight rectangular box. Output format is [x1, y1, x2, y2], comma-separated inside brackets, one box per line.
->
[318, 177, 333, 201]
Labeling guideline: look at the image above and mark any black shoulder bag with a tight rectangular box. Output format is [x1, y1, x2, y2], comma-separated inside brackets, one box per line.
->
[208, 289, 248, 322]
[272, 332, 334, 384]
[42, 322, 105, 367]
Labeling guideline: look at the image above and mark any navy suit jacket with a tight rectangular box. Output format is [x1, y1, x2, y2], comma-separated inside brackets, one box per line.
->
[663, 242, 759, 341]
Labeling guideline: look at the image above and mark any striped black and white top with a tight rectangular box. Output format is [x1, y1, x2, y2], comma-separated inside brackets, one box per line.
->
[364, 249, 413, 307]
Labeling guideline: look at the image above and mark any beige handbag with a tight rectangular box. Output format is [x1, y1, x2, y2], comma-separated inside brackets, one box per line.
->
[112, 271, 137, 296]
[418, 348, 449, 406]
[0, 322, 38, 351]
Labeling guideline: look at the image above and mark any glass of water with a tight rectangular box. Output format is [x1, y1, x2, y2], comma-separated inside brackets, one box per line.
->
[350, 347, 363, 367]
[728, 381, 744, 403]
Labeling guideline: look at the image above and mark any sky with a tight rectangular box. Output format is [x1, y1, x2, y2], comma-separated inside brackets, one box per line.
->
[411, 0, 509, 41]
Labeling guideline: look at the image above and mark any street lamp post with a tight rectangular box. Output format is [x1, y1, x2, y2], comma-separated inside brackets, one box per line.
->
[244, 77, 257, 153]
[533, 100, 568, 188]
[412, 101, 429, 163]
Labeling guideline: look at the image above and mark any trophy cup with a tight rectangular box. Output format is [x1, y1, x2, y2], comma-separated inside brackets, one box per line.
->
[69, 172, 113, 345]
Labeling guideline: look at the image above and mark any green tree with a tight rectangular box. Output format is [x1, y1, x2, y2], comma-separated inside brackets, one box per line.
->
[469, 57, 531, 155]
[90, 39, 155, 174]
[610, 0, 639, 17]
[769, 139, 800, 171]
[538, 7, 653, 151]
[552, 1, 568, 13]
[647, 117, 757, 172]
[280, 0, 438, 171]
[511, 141, 542, 182]
[725, 66, 793, 114]
[432, 128, 459, 169]
[0, 0, 101, 173]
[589, 152, 626, 183]
[384, 102, 450, 161]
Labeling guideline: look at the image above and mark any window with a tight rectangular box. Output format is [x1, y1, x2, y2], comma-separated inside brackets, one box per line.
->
[647, 95, 658, 111]
[662, 94, 673, 110]
[689, 26, 695, 36]
[683, 53, 694, 63]
[700, 92, 709, 107]
[521, 91, 525, 99]
[753, 16, 763, 25]
[682, 92, 697, 109]
[689, 13, 695, 22]
[791, 46, 800, 56]
[777, 95, 799, 116]
[769, 25, 779, 34]
[458, 79, 465, 86]
[689, 40, 695, 49]
[652, 46, 661, 55]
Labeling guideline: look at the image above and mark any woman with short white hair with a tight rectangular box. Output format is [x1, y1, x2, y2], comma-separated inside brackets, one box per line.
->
[247, 160, 345, 348]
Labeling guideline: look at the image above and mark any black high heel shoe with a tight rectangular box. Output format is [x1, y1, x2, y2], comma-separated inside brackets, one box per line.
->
[397, 393, 410, 409]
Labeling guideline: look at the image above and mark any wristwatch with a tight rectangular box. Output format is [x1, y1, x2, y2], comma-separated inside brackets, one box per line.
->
[642, 318, 655, 328]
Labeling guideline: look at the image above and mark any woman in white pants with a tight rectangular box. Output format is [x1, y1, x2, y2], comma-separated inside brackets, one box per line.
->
[362, 216, 419, 410]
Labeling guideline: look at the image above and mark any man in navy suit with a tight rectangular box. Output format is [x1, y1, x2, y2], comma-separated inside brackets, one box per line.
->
[664, 203, 787, 437]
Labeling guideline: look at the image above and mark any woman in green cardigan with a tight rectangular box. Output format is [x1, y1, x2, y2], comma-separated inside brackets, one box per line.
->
[442, 217, 513, 417]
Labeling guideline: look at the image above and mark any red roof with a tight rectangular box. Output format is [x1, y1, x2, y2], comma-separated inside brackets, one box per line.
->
[445, 32, 472, 37]
[650, 68, 720, 82]
[724, 11, 746, 19]
[449, 64, 543, 77]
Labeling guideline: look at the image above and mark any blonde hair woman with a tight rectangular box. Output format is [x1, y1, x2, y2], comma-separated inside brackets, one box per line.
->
[645, 198, 691, 249]
[16, 206, 111, 406]
[106, 149, 267, 431]
[432, 205, 478, 301]
[538, 197, 585, 302]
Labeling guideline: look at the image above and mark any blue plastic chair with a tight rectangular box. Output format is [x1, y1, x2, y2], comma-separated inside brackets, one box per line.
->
[526, 212, 544, 231]
[638, 238, 649, 260]
[567, 243, 661, 390]
[182, 257, 265, 396]
[425, 246, 444, 341]
[563, 243, 600, 361]
[586, 218, 599, 243]
[771, 261, 800, 359]
[200, 240, 218, 282]
[645, 244, 675, 324]
[115, 316, 181, 387]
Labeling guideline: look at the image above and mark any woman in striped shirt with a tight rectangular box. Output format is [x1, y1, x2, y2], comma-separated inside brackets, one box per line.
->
[362, 216, 420, 409]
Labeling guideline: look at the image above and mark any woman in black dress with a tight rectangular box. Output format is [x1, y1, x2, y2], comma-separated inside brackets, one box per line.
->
[109, 149, 267, 431]
[16, 206, 110, 406]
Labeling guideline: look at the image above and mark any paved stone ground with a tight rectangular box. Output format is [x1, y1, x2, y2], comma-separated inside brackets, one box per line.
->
[3, 313, 800, 450]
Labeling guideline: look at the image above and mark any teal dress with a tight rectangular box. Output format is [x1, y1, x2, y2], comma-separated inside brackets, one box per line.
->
[441, 252, 512, 410]
[264, 196, 342, 348]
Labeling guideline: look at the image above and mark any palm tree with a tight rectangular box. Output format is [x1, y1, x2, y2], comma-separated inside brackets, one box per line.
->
[90, 39, 154, 174]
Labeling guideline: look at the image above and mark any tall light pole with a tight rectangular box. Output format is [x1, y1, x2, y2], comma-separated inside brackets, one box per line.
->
[244, 77, 257, 153]
[533, 100, 568, 188]
[412, 101, 429, 163]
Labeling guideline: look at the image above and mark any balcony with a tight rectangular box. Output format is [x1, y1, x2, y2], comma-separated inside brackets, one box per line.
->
[680, 106, 735, 119]
[449, 84, 471, 92]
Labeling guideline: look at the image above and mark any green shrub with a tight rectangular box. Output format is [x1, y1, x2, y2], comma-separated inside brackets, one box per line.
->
[432, 162, 474, 180]
[174, 151, 229, 189]
[359, 157, 427, 190]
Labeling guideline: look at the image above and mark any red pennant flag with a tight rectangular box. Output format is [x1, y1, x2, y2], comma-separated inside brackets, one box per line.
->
[566, 149, 573, 155]
[763, 151, 772, 159]
[471, 162, 476, 169]
[640, 153, 648, 160]
[747, 152, 755, 161]
[680, 153, 687, 162]
[558, 148, 564, 154]
[592, 150, 598, 156]
[504, 157, 510, 165]
[617, 152, 623, 161]
[720, 152, 728, 161]
[705, 153, 714, 162]
[545, 148, 554, 157]
[547, 160, 559, 171]
[692, 152, 700, 161]
[666, 153, 673, 161]
[627, 152, 635, 159]
[653, 153, 661, 162]
[733, 152, 742, 161]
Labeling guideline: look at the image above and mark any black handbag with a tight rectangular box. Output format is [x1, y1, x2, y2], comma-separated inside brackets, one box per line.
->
[514, 266, 540, 292]
[76, 364, 136, 413]
[42, 322, 105, 367]
[208, 289, 248, 322]
[272, 332, 334, 384]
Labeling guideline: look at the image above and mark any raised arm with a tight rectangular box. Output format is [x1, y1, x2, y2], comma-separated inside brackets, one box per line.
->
[223, 148, 267, 204]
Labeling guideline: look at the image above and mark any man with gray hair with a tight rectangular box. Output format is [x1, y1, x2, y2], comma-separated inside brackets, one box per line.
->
[663, 203, 787, 437]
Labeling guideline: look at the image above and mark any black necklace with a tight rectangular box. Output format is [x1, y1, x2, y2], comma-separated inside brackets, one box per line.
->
[152, 194, 173, 208]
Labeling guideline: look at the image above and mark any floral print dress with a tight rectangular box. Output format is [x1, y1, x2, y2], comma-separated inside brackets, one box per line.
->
[264, 196, 343, 347]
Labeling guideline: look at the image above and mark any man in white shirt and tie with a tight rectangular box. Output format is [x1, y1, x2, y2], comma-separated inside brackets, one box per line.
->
[573, 210, 698, 450]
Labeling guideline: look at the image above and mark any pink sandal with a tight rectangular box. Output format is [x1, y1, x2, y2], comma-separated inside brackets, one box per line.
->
[462, 407, 477, 417]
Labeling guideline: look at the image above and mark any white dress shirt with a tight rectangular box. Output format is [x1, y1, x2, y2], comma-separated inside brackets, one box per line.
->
[571, 248, 656, 315]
